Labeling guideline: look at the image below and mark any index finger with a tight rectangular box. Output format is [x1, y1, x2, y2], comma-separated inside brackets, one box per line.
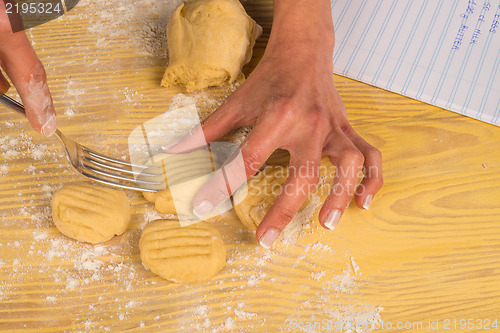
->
[191, 123, 280, 217]
[0, 4, 56, 136]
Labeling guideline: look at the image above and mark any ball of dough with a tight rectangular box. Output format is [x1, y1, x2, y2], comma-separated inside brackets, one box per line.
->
[233, 159, 336, 230]
[139, 219, 226, 283]
[52, 183, 131, 243]
[161, 0, 262, 91]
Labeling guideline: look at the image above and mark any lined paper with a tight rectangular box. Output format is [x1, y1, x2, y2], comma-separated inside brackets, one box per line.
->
[331, 0, 500, 126]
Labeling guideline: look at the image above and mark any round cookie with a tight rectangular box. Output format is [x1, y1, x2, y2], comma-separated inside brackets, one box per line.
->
[233, 159, 336, 230]
[52, 183, 131, 243]
[139, 219, 226, 283]
[233, 166, 310, 230]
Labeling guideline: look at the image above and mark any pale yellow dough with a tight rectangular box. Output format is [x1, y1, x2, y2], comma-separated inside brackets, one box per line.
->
[142, 150, 229, 221]
[139, 219, 226, 283]
[52, 183, 131, 243]
[233, 158, 336, 230]
[141, 149, 216, 203]
[161, 0, 261, 91]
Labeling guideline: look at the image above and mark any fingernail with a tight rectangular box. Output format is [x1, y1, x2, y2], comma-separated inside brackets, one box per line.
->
[324, 209, 342, 231]
[162, 139, 181, 153]
[41, 114, 57, 136]
[362, 194, 373, 210]
[259, 228, 280, 249]
[193, 200, 214, 218]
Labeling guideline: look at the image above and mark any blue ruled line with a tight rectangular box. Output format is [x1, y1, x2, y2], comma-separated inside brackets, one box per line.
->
[387, 0, 429, 91]
[447, 3, 490, 111]
[402, 1, 444, 95]
[343, 1, 383, 76]
[477, 44, 500, 120]
[417, 0, 460, 100]
[372, 1, 413, 85]
[333, 0, 368, 65]
[357, 0, 397, 80]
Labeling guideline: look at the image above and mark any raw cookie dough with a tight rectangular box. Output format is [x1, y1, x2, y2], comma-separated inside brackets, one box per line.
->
[52, 183, 131, 243]
[233, 158, 336, 230]
[139, 219, 226, 283]
[141, 149, 217, 202]
[161, 0, 262, 91]
[142, 150, 220, 218]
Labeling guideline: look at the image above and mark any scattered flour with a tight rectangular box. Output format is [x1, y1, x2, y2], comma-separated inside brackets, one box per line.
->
[46, 295, 57, 302]
[0, 164, 8, 175]
[194, 305, 208, 316]
[224, 317, 235, 330]
[0, 133, 59, 162]
[0, 3, 383, 330]
[168, 92, 223, 113]
[33, 230, 48, 240]
[280, 196, 322, 247]
[351, 257, 361, 275]
[234, 308, 257, 320]
[64, 108, 75, 117]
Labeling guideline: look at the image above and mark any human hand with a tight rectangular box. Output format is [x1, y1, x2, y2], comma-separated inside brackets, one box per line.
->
[0, 2, 56, 135]
[165, 0, 383, 248]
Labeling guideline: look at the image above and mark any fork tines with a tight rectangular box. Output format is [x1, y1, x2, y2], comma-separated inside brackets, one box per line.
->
[80, 148, 164, 192]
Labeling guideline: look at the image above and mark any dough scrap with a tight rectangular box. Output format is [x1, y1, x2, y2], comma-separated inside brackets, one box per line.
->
[141, 149, 216, 202]
[142, 150, 230, 221]
[233, 159, 336, 230]
[139, 219, 226, 283]
[52, 183, 131, 243]
[161, 0, 261, 91]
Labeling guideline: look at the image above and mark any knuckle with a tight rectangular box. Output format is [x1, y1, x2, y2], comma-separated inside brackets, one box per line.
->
[308, 108, 326, 125]
[339, 122, 356, 138]
[367, 146, 382, 162]
[372, 174, 384, 188]
[30, 62, 48, 81]
[275, 206, 296, 223]
[304, 173, 320, 186]
[289, 161, 320, 187]
[272, 98, 296, 121]
[278, 104, 295, 122]
[344, 148, 365, 167]
[308, 109, 330, 135]
[243, 152, 262, 175]
[301, 166, 320, 185]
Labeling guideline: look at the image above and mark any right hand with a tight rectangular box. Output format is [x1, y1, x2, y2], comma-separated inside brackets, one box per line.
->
[165, 0, 383, 249]
[0, 1, 56, 136]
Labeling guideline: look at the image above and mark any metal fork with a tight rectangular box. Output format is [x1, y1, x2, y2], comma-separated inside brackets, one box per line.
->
[0, 94, 161, 192]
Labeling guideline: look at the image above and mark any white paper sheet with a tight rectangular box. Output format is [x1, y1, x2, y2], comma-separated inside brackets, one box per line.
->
[331, 0, 500, 126]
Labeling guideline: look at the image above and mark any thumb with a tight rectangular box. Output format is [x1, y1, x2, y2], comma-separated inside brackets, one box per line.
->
[0, 71, 10, 94]
[192, 148, 247, 217]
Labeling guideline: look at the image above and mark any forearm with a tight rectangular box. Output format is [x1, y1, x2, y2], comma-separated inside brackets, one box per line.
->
[267, 0, 335, 62]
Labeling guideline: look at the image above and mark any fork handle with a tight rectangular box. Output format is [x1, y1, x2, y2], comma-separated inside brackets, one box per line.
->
[0, 94, 27, 116]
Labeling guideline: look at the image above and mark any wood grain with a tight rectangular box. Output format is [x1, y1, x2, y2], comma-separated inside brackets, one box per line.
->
[0, 0, 499, 332]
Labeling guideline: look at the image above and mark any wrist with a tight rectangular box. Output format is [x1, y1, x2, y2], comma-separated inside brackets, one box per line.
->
[266, 0, 335, 63]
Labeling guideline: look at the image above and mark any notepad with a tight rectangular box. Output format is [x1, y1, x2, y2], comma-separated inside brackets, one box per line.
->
[331, 0, 500, 126]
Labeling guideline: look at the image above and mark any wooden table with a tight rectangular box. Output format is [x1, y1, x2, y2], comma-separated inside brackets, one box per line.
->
[1, 0, 499, 332]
